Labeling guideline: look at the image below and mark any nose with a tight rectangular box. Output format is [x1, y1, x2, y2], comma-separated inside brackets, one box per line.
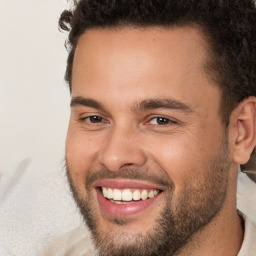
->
[99, 126, 147, 172]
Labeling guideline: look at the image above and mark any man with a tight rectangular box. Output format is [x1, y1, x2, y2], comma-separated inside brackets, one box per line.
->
[42, 0, 256, 255]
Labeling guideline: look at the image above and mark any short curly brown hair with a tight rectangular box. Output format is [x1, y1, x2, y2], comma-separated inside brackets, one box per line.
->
[59, 0, 256, 124]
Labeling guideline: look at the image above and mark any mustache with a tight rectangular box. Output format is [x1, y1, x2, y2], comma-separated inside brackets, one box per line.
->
[85, 168, 172, 189]
[65, 161, 173, 190]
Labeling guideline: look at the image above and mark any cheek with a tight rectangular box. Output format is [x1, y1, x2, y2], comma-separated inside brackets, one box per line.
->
[151, 144, 198, 187]
[65, 129, 100, 184]
[144, 132, 220, 188]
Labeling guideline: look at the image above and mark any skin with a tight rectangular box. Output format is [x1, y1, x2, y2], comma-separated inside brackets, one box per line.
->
[66, 26, 256, 255]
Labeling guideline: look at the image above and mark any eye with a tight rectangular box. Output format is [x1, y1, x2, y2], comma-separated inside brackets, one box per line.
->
[79, 115, 107, 125]
[86, 115, 103, 123]
[148, 117, 174, 125]
[78, 114, 109, 130]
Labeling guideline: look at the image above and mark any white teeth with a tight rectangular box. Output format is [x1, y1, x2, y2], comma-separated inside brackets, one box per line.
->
[122, 189, 133, 201]
[141, 190, 148, 200]
[107, 188, 113, 199]
[101, 187, 160, 201]
[113, 189, 122, 200]
[148, 190, 154, 198]
[102, 187, 108, 198]
[132, 190, 141, 201]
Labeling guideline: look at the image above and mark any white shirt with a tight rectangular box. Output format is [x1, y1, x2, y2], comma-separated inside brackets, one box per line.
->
[238, 213, 256, 256]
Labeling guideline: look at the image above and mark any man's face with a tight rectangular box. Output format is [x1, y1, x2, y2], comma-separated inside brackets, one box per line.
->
[66, 26, 231, 255]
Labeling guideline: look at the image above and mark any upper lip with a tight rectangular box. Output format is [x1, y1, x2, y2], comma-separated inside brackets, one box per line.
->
[93, 179, 164, 190]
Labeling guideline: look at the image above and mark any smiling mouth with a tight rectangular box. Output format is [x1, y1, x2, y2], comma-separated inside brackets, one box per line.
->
[100, 187, 161, 204]
[94, 179, 164, 217]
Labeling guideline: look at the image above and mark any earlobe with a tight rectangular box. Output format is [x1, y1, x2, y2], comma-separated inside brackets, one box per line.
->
[232, 97, 256, 164]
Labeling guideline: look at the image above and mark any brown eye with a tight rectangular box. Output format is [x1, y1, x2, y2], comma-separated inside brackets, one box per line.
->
[156, 117, 170, 125]
[149, 117, 171, 125]
[89, 116, 103, 123]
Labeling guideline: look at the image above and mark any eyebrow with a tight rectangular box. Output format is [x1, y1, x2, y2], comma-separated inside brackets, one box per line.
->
[133, 98, 193, 114]
[70, 96, 193, 114]
[70, 97, 105, 111]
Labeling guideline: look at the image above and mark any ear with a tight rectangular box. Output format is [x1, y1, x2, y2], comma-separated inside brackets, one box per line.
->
[230, 97, 256, 164]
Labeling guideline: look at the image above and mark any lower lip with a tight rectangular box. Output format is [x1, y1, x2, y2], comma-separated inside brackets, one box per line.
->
[96, 189, 161, 218]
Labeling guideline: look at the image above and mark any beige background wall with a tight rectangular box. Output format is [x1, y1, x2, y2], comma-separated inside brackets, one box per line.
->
[0, 0, 70, 174]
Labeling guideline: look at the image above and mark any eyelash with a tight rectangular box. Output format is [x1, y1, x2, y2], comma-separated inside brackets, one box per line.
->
[79, 115, 176, 127]
[146, 116, 176, 126]
[79, 115, 108, 124]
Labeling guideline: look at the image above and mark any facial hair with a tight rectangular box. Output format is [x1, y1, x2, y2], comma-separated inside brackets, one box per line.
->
[66, 136, 230, 256]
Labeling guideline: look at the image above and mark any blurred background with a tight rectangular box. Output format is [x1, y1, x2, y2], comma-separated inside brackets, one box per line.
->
[0, 1, 84, 255]
[0, 0, 70, 174]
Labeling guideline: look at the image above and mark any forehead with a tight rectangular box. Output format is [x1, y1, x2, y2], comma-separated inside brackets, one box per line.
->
[72, 26, 220, 114]
[73, 26, 209, 80]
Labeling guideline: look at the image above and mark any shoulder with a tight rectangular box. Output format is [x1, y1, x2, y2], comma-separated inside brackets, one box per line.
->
[39, 226, 95, 256]
[238, 212, 256, 256]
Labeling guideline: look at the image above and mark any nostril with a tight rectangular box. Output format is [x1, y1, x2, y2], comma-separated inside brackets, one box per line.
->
[99, 142, 147, 172]
[121, 163, 134, 168]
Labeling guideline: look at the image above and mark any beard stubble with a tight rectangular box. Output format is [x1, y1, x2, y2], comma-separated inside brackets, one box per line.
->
[66, 136, 230, 256]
